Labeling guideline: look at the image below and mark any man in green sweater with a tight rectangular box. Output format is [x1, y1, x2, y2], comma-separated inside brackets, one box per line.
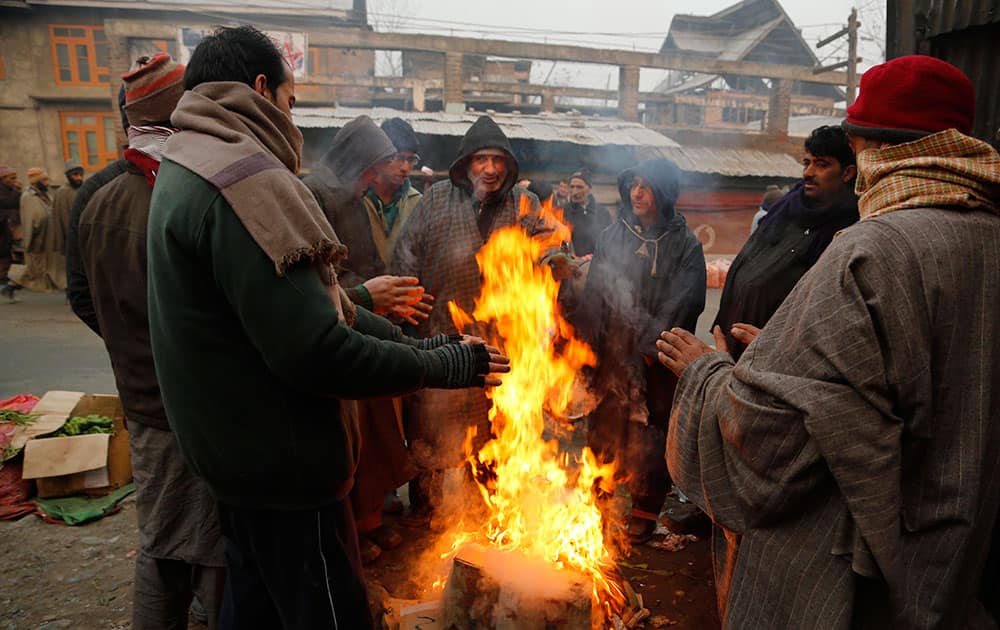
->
[146, 26, 508, 630]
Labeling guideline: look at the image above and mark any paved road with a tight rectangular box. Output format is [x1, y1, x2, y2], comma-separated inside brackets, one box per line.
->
[0, 286, 722, 399]
[0, 292, 116, 398]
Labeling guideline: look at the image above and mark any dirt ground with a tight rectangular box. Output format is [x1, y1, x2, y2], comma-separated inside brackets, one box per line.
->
[0, 492, 718, 629]
[0, 292, 722, 629]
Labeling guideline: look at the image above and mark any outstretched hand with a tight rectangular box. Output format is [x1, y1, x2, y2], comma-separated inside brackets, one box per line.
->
[481, 345, 510, 387]
[362, 275, 434, 324]
[655, 326, 726, 376]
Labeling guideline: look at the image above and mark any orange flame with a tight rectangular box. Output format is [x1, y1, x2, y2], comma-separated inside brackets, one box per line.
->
[445, 199, 618, 601]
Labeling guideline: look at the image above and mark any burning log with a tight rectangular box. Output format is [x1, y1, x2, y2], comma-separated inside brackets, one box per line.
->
[441, 543, 598, 629]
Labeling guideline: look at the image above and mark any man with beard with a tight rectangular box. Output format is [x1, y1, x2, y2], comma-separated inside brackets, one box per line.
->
[392, 115, 560, 526]
[657, 56, 1000, 628]
[53, 159, 84, 228]
[147, 26, 508, 628]
[563, 169, 610, 256]
[0, 165, 22, 283]
[712, 126, 859, 361]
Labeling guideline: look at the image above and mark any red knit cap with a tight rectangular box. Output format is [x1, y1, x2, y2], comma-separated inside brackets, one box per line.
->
[122, 53, 185, 127]
[843, 55, 975, 143]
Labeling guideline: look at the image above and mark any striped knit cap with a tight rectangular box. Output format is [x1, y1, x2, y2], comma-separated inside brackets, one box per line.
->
[122, 53, 185, 127]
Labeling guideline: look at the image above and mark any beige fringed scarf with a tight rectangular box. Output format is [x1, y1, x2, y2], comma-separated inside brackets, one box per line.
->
[165, 81, 355, 324]
[855, 128, 1000, 220]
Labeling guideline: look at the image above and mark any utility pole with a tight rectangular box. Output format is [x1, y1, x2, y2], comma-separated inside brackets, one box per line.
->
[846, 8, 859, 105]
[815, 10, 861, 105]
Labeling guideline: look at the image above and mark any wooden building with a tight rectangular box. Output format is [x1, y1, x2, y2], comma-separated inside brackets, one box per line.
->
[647, 0, 842, 131]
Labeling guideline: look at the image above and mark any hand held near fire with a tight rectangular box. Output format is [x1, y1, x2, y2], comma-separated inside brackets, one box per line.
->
[656, 327, 719, 376]
[363, 275, 431, 323]
[482, 344, 511, 387]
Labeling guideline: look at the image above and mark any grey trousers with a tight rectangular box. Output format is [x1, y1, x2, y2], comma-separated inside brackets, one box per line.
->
[133, 553, 224, 630]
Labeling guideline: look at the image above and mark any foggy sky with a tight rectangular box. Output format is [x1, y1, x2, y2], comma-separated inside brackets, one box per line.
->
[369, 0, 885, 91]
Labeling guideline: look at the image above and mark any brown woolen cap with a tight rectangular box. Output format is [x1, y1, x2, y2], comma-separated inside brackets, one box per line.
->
[122, 53, 185, 127]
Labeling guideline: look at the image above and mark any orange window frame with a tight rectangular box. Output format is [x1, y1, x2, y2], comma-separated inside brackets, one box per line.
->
[60, 112, 119, 170]
[0, 49, 6, 79]
[49, 25, 110, 86]
[308, 46, 337, 78]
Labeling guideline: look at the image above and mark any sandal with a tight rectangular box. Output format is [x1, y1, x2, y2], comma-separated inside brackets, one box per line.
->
[367, 524, 403, 550]
[358, 535, 382, 564]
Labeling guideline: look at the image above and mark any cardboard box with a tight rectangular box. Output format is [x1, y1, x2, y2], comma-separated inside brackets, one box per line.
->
[21, 391, 132, 499]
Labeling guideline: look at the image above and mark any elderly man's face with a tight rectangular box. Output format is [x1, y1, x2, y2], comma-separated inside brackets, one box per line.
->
[0, 173, 17, 189]
[467, 151, 507, 200]
[569, 177, 589, 204]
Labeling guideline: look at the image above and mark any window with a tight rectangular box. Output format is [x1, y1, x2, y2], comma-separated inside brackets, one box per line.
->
[307, 47, 342, 78]
[60, 112, 119, 170]
[50, 25, 109, 86]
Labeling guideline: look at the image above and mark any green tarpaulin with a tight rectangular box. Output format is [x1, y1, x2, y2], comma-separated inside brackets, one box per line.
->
[36, 483, 136, 525]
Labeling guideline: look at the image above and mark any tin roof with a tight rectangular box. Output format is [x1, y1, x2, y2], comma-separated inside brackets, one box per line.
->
[293, 106, 803, 179]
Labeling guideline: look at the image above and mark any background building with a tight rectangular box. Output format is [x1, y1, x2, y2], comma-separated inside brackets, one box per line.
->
[0, 0, 370, 181]
[647, 0, 843, 131]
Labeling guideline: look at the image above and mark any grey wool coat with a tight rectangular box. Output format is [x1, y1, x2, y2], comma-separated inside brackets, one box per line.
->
[390, 116, 561, 470]
[668, 207, 1000, 628]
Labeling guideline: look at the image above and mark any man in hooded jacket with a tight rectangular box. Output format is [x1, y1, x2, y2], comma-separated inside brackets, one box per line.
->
[302, 116, 435, 562]
[580, 158, 706, 543]
[392, 115, 559, 524]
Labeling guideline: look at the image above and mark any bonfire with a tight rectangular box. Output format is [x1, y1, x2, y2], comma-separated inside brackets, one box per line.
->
[429, 197, 629, 627]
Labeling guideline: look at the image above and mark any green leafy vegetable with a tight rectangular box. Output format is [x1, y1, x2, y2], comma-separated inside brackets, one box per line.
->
[52, 414, 114, 437]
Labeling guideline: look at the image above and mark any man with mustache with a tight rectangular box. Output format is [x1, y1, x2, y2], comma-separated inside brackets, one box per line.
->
[391, 115, 561, 527]
[712, 125, 858, 361]
[657, 56, 1000, 628]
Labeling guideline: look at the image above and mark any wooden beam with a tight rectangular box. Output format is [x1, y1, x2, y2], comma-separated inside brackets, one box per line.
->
[308, 30, 848, 86]
[101, 18, 846, 87]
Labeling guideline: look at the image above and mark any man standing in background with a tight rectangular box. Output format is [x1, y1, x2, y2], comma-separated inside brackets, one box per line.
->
[0, 165, 22, 283]
[563, 169, 610, 256]
[77, 53, 226, 629]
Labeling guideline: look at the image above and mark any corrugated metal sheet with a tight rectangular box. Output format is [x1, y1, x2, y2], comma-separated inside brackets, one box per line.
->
[294, 106, 682, 148]
[293, 106, 803, 178]
[888, 0, 1000, 144]
[916, 0, 1000, 37]
[658, 146, 801, 178]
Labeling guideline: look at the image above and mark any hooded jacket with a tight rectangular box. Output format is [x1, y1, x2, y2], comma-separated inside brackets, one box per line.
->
[582, 158, 706, 423]
[391, 116, 559, 470]
[447, 115, 519, 238]
[302, 116, 396, 307]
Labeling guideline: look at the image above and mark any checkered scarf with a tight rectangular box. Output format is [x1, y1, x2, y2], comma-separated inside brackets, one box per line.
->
[855, 128, 1000, 220]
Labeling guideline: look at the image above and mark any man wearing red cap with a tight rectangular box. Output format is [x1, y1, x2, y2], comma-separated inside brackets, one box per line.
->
[76, 53, 225, 629]
[656, 55, 1000, 627]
